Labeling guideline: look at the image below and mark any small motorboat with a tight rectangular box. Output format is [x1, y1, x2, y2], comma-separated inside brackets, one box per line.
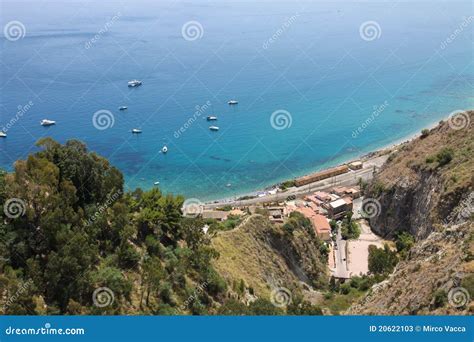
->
[207, 116, 218, 121]
[228, 100, 238, 105]
[209, 126, 219, 131]
[161, 145, 168, 153]
[119, 106, 128, 111]
[40, 119, 56, 126]
[128, 80, 142, 87]
[154, 181, 160, 185]
[0, 132, 6, 138]
[131, 128, 142, 134]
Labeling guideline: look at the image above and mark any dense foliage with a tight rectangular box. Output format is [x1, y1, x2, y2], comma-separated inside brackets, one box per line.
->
[0, 139, 227, 315]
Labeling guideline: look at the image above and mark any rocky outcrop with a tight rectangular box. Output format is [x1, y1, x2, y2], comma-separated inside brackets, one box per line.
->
[348, 110, 473, 315]
[364, 111, 473, 240]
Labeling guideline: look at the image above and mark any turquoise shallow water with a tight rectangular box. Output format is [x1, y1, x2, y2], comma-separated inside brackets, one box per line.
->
[1, 1, 473, 200]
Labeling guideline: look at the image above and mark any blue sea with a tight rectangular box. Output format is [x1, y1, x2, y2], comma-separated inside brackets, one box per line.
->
[1, 0, 473, 200]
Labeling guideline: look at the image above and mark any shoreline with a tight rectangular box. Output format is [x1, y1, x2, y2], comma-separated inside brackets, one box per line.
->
[205, 116, 446, 206]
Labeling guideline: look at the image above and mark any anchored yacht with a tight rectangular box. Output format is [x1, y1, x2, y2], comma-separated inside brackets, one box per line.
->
[40, 119, 56, 126]
[228, 100, 238, 105]
[209, 126, 219, 131]
[207, 116, 218, 121]
[128, 80, 142, 87]
[131, 128, 142, 134]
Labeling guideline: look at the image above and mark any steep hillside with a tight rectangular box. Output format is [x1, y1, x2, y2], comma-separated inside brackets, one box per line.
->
[349, 110, 473, 314]
[364, 110, 473, 239]
[212, 214, 328, 303]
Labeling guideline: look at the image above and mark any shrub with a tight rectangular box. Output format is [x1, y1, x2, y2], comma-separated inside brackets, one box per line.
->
[420, 128, 430, 138]
[433, 289, 447, 308]
[436, 148, 453, 167]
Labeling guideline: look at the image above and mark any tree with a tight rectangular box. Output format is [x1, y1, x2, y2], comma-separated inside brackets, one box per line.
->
[368, 244, 398, 275]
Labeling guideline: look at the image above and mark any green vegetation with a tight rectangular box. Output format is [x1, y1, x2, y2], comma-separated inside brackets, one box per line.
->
[340, 213, 360, 240]
[432, 289, 447, 308]
[435, 148, 453, 167]
[395, 231, 415, 258]
[368, 244, 398, 275]
[208, 214, 242, 233]
[420, 128, 430, 138]
[283, 211, 313, 235]
[280, 180, 296, 190]
[0, 139, 228, 315]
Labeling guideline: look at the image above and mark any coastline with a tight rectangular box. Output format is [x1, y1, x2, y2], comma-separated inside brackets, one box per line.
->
[205, 115, 447, 206]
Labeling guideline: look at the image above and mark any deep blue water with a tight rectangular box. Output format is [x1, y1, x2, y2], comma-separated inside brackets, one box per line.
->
[1, 1, 473, 200]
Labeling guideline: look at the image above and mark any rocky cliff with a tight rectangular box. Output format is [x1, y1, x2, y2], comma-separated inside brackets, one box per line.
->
[365, 111, 473, 240]
[348, 110, 473, 314]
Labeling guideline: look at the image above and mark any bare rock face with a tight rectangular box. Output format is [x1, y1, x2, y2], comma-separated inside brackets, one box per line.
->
[348, 111, 473, 315]
[364, 111, 473, 240]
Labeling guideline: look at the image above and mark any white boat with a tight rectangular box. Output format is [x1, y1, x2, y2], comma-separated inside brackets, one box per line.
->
[207, 116, 218, 121]
[119, 106, 128, 110]
[154, 181, 160, 185]
[228, 100, 238, 105]
[161, 145, 168, 153]
[209, 126, 219, 131]
[0, 132, 6, 138]
[128, 80, 142, 87]
[40, 119, 56, 126]
[131, 128, 142, 134]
